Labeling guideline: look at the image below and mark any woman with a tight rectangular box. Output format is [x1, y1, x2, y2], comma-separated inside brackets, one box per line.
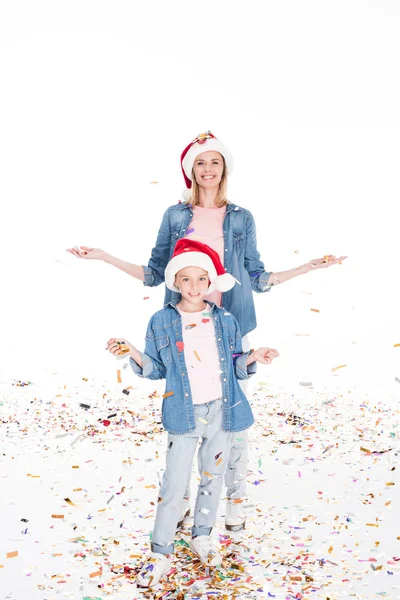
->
[67, 131, 346, 532]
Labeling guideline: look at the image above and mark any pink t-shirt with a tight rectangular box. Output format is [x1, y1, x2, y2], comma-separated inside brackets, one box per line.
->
[185, 205, 226, 307]
[178, 306, 223, 405]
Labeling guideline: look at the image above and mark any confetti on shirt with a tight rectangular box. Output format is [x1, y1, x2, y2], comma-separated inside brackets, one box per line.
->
[162, 391, 174, 398]
[175, 341, 184, 352]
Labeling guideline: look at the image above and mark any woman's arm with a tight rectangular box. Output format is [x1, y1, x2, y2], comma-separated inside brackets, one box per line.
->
[268, 255, 347, 286]
[244, 211, 346, 289]
[66, 207, 174, 286]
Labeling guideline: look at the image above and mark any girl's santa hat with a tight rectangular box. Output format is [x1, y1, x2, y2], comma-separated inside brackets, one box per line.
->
[165, 239, 236, 294]
[180, 131, 234, 199]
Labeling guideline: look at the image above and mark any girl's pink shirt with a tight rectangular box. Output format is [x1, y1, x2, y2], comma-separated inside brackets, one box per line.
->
[177, 306, 223, 405]
[185, 204, 226, 307]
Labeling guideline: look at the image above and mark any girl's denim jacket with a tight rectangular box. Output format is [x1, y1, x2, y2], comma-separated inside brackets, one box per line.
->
[142, 202, 272, 337]
[129, 301, 255, 435]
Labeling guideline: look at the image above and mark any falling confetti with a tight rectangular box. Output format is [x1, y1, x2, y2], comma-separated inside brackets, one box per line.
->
[332, 364, 347, 372]
[117, 370, 122, 383]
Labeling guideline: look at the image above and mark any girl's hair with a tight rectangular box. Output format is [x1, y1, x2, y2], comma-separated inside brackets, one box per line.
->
[186, 156, 228, 208]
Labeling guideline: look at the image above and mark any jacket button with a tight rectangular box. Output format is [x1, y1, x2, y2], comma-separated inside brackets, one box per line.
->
[218, 338, 221, 341]
[223, 398, 228, 402]
[223, 378, 227, 382]
[185, 393, 189, 397]
[221, 358, 224, 361]
[181, 373, 185, 377]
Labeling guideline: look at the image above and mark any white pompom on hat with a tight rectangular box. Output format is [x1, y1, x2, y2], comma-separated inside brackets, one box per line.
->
[180, 131, 234, 199]
[165, 238, 237, 294]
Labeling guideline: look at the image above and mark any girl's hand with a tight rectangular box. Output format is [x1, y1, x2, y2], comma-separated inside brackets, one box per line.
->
[106, 338, 136, 358]
[66, 246, 107, 260]
[304, 255, 347, 271]
[253, 347, 280, 364]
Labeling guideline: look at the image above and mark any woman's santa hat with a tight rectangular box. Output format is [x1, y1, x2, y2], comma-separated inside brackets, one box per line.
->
[180, 131, 234, 198]
[165, 238, 236, 294]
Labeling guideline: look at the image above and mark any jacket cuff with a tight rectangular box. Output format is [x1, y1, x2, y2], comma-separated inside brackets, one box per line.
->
[235, 350, 257, 380]
[142, 265, 154, 287]
[259, 271, 273, 292]
[129, 353, 154, 378]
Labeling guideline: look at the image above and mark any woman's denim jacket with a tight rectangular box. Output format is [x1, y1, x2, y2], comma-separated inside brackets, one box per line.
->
[129, 301, 255, 435]
[142, 202, 272, 337]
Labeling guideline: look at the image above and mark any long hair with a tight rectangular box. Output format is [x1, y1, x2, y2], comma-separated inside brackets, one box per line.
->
[186, 157, 228, 208]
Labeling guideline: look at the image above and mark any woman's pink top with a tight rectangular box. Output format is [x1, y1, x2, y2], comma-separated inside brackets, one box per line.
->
[185, 204, 226, 306]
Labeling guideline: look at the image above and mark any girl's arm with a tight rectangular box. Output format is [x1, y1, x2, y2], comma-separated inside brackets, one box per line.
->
[246, 347, 279, 365]
[228, 315, 257, 380]
[107, 324, 166, 380]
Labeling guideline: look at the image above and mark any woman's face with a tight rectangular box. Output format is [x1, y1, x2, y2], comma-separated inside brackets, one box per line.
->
[192, 151, 224, 188]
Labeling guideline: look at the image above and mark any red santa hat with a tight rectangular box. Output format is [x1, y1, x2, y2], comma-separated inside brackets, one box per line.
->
[165, 238, 237, 294]
[180, 131, 234, 199]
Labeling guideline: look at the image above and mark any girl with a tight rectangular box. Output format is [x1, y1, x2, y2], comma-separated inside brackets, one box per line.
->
[106, 239, 279, 587]
[67, 131, 346, 531]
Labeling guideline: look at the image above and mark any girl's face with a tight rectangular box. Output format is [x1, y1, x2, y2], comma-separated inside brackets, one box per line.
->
[175, 267, 210, 304]
[192, 151, 224, 188]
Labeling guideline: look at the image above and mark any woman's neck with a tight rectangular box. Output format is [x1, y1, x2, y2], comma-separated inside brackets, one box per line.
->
[197, 186, 219, 208]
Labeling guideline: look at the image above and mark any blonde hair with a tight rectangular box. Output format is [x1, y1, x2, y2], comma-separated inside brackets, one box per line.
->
[186, 156, 228, 208]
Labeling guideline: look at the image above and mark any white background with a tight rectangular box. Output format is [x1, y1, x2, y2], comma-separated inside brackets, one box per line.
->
[1, 0, 399, 384]
[1, 4, 400, 599]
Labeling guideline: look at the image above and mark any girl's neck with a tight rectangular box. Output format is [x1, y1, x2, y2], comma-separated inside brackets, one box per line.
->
[177, 299, 207, 313]
[197, 186, 219, 208]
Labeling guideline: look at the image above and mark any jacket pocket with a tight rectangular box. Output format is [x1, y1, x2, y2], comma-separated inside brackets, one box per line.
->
[155, 336, 172, 366]
[233, 232, 244, 252]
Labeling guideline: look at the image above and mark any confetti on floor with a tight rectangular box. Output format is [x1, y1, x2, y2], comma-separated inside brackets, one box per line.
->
[1, 374, 399, 599]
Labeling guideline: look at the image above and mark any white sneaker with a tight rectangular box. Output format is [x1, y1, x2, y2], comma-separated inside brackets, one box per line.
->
[136, 553, 171, 588]
[176, 497, 190, 529]
[225, 498, 246, 531]
[189, 535, 222, 566]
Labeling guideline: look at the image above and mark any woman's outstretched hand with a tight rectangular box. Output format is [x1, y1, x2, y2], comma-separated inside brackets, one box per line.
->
[66, 246, 107, 260]
[304, 255, 347, 271]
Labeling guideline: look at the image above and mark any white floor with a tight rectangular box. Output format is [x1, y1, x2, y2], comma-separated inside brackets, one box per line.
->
[1, 362, 399, 600]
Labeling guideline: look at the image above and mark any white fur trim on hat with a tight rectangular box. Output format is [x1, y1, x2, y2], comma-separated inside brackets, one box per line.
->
[165, 251, 217, 293]
[210, 272, 236, 293]
[182, 138, 234, 183]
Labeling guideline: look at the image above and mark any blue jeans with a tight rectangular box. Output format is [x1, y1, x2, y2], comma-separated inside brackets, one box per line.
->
[151, 399, 233, 555]
[183, 336, 251, 501]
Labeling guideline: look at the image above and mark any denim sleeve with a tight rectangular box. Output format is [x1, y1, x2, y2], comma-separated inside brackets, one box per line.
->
[142, 209, 171, 287]
[230, 315, 257, 380]
[129, 319, 166, 380]
[244, 210, 273, 293]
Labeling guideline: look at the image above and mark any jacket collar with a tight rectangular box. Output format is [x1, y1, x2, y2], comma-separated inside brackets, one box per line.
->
[179, 201, 241, 213]
[164, 299, 218, 312]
